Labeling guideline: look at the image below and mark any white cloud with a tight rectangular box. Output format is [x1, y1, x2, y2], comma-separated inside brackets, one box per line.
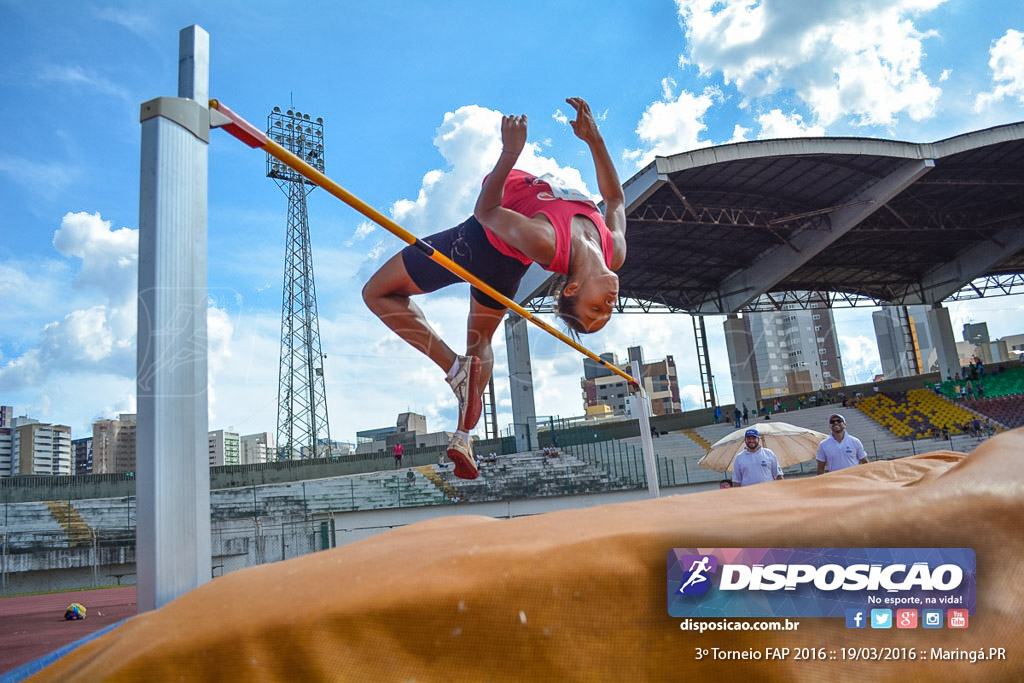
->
[946, 297, 1024, 343]
[729, 124, 751, 143]
[15, 373, 136, 434]
[52, 211, 137, 302]
[94, 7, 155, 37]
[38, 64, 133, 102]
[0, 154, 79, 202]
[0, 212, 138, 393]
[974, 30, 1024, 111]
[838, 334, 883, 385]
[624, 80, 719, 167]
[679, 384, 706, 412]
[391, 104, 594, 233]
[344, 220, 376, 246]
[756, 109, 826, 139]
[206, 305, 235, 425]
[675, 0, 946, 127]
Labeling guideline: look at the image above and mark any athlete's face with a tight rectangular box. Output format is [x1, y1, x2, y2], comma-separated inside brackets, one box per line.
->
[574, 273, 619, 333]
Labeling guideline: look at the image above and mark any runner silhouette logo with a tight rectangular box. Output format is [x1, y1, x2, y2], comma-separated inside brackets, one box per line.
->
[677, 555, 718, 595]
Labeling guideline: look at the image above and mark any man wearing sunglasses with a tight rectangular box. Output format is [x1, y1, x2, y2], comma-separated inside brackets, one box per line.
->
[816, 413, 868, 475]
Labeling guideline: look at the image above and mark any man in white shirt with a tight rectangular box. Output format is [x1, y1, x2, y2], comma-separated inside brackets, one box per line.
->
[731, 428, 783, 487]
[816, 413, 868, 474]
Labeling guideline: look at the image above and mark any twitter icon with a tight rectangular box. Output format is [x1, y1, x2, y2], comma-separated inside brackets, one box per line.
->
[870, 609, 892, 629]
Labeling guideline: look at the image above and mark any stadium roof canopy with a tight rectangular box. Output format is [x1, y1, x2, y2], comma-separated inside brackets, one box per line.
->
[601, 122, 1024, 315]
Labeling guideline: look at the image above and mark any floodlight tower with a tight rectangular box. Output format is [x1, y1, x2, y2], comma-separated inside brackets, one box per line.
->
[267, 106, 331, 460]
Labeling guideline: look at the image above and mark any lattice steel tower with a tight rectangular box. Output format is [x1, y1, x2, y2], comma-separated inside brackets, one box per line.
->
[267, 106, 331, 459]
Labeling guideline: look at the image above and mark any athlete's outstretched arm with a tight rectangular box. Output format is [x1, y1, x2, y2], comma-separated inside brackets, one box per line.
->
[474, 114, 555, 265]
[566, 97, 627, 269]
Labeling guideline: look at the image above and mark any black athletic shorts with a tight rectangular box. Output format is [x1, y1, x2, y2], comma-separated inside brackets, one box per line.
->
[401, 216, 531, 309]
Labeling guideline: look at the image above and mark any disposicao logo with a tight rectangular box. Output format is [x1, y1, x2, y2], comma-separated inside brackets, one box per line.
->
[667, 548, 976, 619]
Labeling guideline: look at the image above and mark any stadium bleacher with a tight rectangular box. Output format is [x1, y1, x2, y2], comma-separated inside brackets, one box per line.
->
[963, 395, 1024, 429]
[936, 365, 1024, 401]
[856, 388, 999, 440]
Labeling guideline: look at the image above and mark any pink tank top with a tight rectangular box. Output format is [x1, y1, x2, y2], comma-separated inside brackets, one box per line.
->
[482, 170, 614, 274]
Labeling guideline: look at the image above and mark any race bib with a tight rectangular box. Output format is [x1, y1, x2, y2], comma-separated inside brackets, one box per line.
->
[536, 173, 597, 208]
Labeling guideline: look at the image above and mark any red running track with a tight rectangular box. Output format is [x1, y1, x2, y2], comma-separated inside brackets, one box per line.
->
[0, 587, 137, 674]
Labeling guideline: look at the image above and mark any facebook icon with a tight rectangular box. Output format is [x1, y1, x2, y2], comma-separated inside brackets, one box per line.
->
[845, 609, 867, 629]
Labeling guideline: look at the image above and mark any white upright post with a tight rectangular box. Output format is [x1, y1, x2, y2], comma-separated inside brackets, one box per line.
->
[631, 360, 660, 498]
[136, 25, 211, 612]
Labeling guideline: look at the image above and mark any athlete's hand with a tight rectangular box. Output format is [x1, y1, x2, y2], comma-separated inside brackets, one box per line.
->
[501, 114, 527, 158]
[567, 97, 601, 145]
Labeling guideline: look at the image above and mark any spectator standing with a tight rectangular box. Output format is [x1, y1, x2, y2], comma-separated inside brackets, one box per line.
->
[816, 413, 868, 474]
[742, 404, 750, 425]
[733, 407, 742, 428]
[393, 443, 404, 468]
[732, 428, 783, 487]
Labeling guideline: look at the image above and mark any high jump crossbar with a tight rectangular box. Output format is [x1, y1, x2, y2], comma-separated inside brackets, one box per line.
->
[208, 99, 639, 388]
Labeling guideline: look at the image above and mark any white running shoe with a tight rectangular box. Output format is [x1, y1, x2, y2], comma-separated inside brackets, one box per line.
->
[446, 355, 482, 430]
[446, 432, 478, 480]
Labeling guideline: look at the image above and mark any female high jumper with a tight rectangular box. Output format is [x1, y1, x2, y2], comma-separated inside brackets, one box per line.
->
[362, 97, 626, 480]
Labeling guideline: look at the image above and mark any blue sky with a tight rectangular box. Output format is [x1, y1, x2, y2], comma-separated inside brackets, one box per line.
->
[1, 0, 1023, 445]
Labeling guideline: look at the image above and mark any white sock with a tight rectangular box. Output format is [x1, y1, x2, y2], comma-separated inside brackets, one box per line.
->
[457, 430, 470, 441]
[446, 356, 461, 379]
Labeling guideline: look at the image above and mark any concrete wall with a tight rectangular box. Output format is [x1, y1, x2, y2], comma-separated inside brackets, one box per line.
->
[2, 479, 726, 595]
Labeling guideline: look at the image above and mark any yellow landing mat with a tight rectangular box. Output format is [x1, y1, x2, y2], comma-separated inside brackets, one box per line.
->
[31, 430, 1024, 681]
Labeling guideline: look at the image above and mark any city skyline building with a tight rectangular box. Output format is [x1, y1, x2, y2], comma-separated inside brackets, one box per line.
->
[355, 412, 452, 455]
[209, 429, 241, 467]
[11, 420, 72, 476]
[240, 432, 272, 465]
[0, 406, 13, 477]
[92, 413, 137, 474]
[743, 299, 845, 398]
[581, 346, 682, 417]
[872, 305, 937, 379]
[72, 437, 93, 475]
